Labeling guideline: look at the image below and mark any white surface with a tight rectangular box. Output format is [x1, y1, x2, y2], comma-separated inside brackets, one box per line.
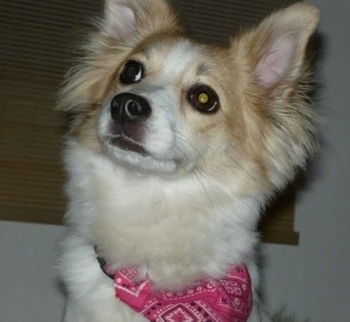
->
[0, 0, 349, 321]
[263, 0, 350, 321]
[0, 222, 65, 322]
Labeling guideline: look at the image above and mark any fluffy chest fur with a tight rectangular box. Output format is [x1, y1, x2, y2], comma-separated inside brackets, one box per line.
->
[65, 140, 259, 289]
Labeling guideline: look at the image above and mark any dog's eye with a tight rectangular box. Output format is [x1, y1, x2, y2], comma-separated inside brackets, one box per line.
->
[120, 61, 144, 84]
[187, 84, 220, 114]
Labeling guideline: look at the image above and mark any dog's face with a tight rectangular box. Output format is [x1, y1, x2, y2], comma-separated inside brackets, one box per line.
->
[60, 0, 319, 192]
[98, 38, 225, 174]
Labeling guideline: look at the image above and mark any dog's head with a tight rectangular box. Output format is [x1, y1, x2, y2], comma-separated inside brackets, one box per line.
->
[59, 0, 319, 194]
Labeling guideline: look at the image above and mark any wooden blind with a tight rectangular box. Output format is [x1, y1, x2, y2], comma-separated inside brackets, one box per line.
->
[168, 0, 298, 44]
[0, 0, 299, 244]
[0, 0, 101, 224]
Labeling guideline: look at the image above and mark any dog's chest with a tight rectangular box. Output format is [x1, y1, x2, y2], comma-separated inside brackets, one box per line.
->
[86, 173, 242, 280]
[68, 154, 256, 288]
[91, 176, 224, 260]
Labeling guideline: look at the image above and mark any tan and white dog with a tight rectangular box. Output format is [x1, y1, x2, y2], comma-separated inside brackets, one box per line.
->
[58, 1, 319, 321]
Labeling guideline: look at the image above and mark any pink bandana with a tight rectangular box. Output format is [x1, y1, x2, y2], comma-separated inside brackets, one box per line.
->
[111, 264, 252, 322]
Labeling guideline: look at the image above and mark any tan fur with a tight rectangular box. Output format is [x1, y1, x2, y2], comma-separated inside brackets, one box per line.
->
[58, 0, 181, 112]
[58, 1, 319, 321]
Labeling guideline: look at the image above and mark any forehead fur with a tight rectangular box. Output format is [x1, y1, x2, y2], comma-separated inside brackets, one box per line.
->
[131, 36, 204, 87]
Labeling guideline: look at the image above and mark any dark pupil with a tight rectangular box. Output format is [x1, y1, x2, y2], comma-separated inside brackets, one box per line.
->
[126, 66, 139, 79]
[121, 61, 143, 84]
[189, 85, 219, 114]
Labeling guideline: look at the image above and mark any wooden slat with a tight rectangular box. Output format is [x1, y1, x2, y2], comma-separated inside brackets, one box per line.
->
[0, 206, 64, 225]
[259, 185, 299, 245]
[0, 162, 65, 209]
[169, 0, 298, 44]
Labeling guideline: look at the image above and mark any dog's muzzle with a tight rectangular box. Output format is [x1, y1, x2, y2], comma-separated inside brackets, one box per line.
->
[108, 93, 151, 154]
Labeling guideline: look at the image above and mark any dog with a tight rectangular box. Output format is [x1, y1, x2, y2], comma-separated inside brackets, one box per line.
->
[58, 1, 319, 321]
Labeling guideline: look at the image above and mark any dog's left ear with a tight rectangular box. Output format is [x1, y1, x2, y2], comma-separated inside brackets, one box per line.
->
[229, 4, 320, 188]
[237, 3, 319, 90]
[103, 0, 180, 42]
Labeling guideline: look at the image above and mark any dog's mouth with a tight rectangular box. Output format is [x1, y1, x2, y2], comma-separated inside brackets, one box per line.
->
[101, 131, 181, 174]
[107, 133, 148, 156]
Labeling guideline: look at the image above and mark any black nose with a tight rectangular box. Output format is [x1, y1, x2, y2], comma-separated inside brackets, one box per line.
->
[110, 93, 151, 123]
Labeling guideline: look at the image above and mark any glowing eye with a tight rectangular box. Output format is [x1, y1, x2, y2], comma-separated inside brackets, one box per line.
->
[198, 93, 209, 104]
[120, 60, 144, 84]
[187, 84, 220, 114]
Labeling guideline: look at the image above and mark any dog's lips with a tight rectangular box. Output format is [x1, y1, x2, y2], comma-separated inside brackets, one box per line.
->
[108, 134, 148, 156]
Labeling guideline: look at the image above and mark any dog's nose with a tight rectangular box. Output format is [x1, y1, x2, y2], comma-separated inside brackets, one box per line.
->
[110, 93, 151, 123]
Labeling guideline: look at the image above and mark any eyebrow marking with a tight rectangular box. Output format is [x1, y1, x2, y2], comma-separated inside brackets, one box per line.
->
[197, 63, 211, 76]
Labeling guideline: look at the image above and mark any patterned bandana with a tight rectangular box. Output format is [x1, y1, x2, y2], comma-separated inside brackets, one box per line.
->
[98, 256, 252, 322]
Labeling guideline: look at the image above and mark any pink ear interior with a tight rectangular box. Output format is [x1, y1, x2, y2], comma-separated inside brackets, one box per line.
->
[256, 35, 298, 88]
[105, 4, 136, 38]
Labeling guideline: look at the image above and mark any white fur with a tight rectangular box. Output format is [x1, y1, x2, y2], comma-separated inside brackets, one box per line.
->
[60, 139, 265, 322]
[58, 2, 319, 321]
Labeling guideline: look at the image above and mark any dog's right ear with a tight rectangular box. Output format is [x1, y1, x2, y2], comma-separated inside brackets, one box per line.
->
[104, 0, 137, 39]
[103, 0, 180, 41]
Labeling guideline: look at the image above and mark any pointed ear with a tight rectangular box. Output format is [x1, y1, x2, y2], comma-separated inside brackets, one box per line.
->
[243, 3, 319, 89]
[104, 0, 137, 38]
[103, 0, 180, 41]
